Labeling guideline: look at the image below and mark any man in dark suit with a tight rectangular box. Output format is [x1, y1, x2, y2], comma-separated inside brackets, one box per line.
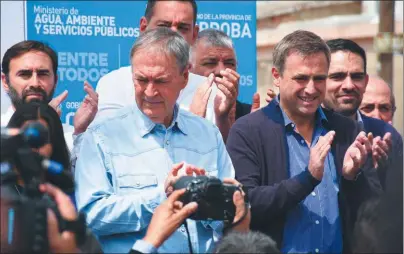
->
[226, 30, 382, 253]
[323, 39, 403, 189]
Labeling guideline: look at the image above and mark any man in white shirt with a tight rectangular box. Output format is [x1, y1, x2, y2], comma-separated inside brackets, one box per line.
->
[1, 40, 97, 163]
[96, 0, 238, 131]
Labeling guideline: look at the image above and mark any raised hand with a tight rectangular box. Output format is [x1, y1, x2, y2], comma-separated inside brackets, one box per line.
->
[369, 132, 392, 168]
[266, 88, 276, 103]
[308, 131, 335, 180]
[73, 81, 98, 135]
[189, 73, 215, 117]
[250, 93, 260, 113]
[342, 131, 372, 180]
[214, 69, 239, 118]
[49, 90, 68, 116]
[164, 162, 205, 196]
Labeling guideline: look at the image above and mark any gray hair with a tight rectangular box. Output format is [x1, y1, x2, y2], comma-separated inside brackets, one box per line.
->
[190, 28, 237, 64]
[130, 27, 190, 73]
[273, 30, 330, 76]
[196, 29, 234, 49]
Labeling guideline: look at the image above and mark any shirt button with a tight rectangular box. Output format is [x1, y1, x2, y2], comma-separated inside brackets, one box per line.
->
[315, 248, 319, 253]
[135, 182, 140, 187]
[315, 220, 319, 225]
[300, 139, 305, 144]
[291, 124, 295, 128]
[311, 192, 316, 196]
[166, 140, 170, 145]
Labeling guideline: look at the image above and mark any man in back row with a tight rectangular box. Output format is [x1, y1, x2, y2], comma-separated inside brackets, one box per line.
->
[323, 38, 402, 188]
[96, 0, 238, 134]
[360, 75, 396, 124]
[189, 28, 276, 140]
[1, 40, 98, 166]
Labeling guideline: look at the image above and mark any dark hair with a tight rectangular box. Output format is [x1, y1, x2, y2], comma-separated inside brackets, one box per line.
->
[7, 102, 72, 191]
[144, 0, 198, 25]
[214, 231, 281, 253]
[326, 39, 367, 74]
[1, 40, 58, 83]
[273, 30, 330, 76]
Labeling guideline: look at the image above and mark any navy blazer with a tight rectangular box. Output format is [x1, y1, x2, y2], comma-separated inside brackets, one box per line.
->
[227, 99, 382, 252]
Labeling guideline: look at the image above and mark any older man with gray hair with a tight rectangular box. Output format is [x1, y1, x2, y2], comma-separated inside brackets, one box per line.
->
[75, 27, 235, 253]
[360, 75, 396, 124]
[189, 29, 275, 141]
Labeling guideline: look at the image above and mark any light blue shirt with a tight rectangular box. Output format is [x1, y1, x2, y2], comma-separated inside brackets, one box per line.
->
[75, 103, 235, 253]
[280, 105, 342, 253]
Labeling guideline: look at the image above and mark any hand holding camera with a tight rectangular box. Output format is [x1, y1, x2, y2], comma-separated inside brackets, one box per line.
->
[173, 175, 250, 228]
[143, 189, 199, 248]
[40, 183, 79, 254]
[164, 162, 206, 197]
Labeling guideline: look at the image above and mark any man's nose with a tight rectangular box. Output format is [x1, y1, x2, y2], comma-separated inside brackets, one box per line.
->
[370, 108, 382, 120]
[214, 62, 226, 77]
[28, 72, 43, 88]
[342, 75, 355, 90]
[144, 83, 157, 96]
[304, 79, 317, 95]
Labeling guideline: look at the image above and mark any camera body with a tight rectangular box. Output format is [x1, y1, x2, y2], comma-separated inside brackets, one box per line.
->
[173, 175, 238, 223]
[1, 123, 74, 253]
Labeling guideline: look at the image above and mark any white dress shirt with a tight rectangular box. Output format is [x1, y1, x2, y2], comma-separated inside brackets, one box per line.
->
[95, 66, 218, 123]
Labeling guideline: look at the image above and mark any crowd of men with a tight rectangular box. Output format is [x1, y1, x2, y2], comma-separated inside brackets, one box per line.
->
[1, 0, 402, 253]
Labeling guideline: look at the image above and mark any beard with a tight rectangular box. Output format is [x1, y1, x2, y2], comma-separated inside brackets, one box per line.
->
[8, 84, 55, 108]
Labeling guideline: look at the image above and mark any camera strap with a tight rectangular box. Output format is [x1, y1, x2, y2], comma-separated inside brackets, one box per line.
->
[182, 220, 194, 254]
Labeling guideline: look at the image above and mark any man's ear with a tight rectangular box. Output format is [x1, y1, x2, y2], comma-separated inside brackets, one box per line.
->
[139, 16, 148, 32]
[191, 24, 199, 45]
[182, 65, 190, 89]
[272, 67, 281, 88]
[364, 73, 369, 88]
[1, 73, 10, 93]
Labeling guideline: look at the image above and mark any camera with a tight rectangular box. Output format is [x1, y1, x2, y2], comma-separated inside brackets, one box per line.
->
[1, 122, 75, 253]
[173, 175, 242, 223]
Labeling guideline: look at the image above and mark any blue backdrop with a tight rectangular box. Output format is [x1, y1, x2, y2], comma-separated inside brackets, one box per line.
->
[26, 1, 256, 125]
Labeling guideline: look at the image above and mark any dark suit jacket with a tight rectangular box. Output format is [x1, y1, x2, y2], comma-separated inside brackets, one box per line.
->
[235, 100, 252, 120]
[226, 99, 382, 252]
[360, 113, 403, 189]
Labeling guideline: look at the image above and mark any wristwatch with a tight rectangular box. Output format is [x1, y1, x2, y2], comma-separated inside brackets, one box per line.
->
[63, 212, 87, 247]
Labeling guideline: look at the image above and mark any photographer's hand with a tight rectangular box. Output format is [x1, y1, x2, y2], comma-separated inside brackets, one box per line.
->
[143, 189, 198, 249]
[164, 162, 206, 197]
[223, 178, 251, 233]
[39, 183, 79, 254]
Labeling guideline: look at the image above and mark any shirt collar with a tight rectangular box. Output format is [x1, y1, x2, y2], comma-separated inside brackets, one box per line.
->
[356, 110, 364, 129]
[276, 95, 328, 129]
[132, 103, 187, 137]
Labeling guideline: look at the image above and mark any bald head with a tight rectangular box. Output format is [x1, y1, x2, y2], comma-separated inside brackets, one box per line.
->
[359, 75, 395, 124]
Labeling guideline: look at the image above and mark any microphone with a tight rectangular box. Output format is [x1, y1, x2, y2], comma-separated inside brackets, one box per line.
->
[21, 122, 49, 148]
[1, 122, 49, 149]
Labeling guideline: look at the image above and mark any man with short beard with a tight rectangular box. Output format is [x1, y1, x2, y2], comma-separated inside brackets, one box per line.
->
[323, 38, 403, 189]
[1, 40, 98, 161]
